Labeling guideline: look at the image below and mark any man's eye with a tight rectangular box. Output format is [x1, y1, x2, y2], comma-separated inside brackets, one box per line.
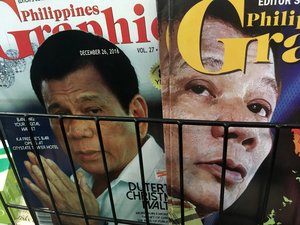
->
[189, 85, 211, 96]
[184, 79, 215, 98]
[88, 108, 102, 115]
[247, 103, 269, 117]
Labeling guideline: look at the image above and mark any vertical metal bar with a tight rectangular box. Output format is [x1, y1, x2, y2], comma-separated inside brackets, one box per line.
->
[219, 124, 229, 216]
[134, 119, 150, 225]
[258, 126, 281, 225]
[59, 117, 90, 225]
[168, 0, 172, 22]
[95, 118, 118, 225]
[177, 122, 184, 225]
[24, 115, 63, 225]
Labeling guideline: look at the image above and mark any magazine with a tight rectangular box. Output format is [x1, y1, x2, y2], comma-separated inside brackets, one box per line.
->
[0, 0, 167, 224]
[0, 143, 34, 225]
[157, 0, 300, 224]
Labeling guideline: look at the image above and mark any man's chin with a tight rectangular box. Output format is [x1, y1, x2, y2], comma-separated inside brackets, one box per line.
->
[81, 164, 104, 175]
[193, 197, 237, 218]
[184, 188, 238, 217]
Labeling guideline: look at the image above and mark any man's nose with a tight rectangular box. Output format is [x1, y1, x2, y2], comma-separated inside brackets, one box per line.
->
[211, 124, 258, 151]
[211, 102, 259, 151]
[65, 118, 94, 139]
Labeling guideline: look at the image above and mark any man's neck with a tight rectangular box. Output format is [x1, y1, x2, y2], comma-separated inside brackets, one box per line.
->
[91, 170, 122, 197]
[92, 176, 108, 197]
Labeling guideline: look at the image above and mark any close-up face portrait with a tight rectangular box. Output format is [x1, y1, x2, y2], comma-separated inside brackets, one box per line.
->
[41, 65, 143, 180]
[161, 16, 279, 217]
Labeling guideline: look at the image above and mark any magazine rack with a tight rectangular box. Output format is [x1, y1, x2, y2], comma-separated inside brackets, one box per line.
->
[0, 112, 299, 225]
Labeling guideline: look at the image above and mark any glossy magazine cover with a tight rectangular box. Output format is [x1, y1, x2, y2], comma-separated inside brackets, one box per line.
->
[0, 0, 167, 224]
[157, 0, 300, 224]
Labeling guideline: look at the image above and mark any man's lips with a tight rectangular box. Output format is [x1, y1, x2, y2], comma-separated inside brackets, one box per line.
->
[195, 159, 247, 185]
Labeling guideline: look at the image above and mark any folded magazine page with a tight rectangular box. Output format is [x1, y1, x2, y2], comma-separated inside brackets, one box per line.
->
[0, 0, 167, 224]
[157, 0, 300, 224]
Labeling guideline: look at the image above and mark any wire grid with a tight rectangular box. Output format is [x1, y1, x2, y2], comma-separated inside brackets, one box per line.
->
[0, 112, 299, 225]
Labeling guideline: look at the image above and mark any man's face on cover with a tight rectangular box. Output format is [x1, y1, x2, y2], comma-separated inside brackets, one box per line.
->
[41, 65, 147, 180]
[161, 17, 279, 216]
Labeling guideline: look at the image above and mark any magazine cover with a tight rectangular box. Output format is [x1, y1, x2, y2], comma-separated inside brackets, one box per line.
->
[0, 0, 167, 224]
[157, 0, 300, 224]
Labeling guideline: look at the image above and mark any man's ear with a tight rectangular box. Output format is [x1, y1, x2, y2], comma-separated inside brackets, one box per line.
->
[129, 94, 148, 140]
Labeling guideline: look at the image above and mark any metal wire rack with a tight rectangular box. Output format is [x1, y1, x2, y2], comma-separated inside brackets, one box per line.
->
[0, 112, 299, 225]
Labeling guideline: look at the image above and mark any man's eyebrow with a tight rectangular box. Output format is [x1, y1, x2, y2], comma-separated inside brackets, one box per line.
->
[77, 94, 102, 102]
[261, 77, 279, 95]
[179, 56, 224, 69]
[47, 95, 102, 112]
[201, 56, 224, 68]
